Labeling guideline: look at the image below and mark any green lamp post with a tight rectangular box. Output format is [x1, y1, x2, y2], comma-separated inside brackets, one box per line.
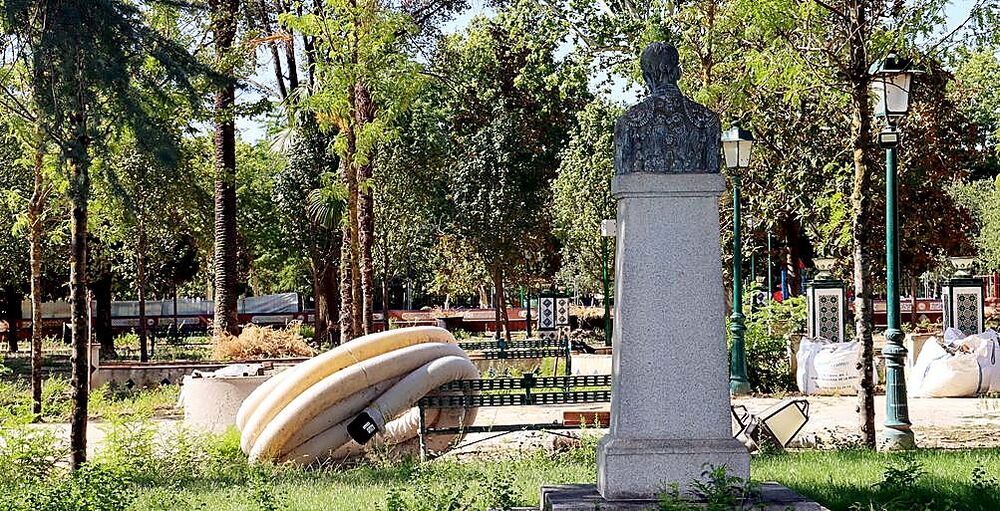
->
[871, 54, 920, 450]
[600, 218, 615, 347]
[722, 123, 754, 396]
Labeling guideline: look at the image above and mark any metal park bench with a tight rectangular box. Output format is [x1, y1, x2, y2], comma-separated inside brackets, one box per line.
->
[458, 337, 574, 375]
[416, 373, 612, 460]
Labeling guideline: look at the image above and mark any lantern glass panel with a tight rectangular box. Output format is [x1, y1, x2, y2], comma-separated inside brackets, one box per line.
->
[737, 140, 752, 167]
[872, 72, 913, 119]
[722, 139, 752, 169]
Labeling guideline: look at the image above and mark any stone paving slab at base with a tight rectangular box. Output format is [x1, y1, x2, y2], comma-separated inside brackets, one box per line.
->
[540, 483, 830, 510]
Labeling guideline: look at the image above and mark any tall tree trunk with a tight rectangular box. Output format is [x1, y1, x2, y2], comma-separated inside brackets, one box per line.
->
[499, 271, 511, 343]
[339, 222, 356, 342]
[847, 0, 876, 449]
[4, 290, 18, 353]
[355, 82, 376, 335]
[313, 260, 338, 347]
[91, 266, 114, 358]
[381, 238, 391, 326]
[781, 218, 807, 297]
[211, 0, 241, 338]
[255, 0, 287, 100]
[490, 265, 511, 342]
[478, 285, 489, 308]
[382, 276, 390, 332]
[340, 101, 363, 338]
[172, 286, 179, 338]
[28, 145, 46, 418]
[67, 121, 91, 470]
[136, 216, 148, 362]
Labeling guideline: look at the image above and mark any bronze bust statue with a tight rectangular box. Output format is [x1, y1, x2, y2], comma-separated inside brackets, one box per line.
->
[614, 42, 721, 174]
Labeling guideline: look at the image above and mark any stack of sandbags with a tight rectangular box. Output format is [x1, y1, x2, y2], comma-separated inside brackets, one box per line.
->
[909, 329, 1000, 397]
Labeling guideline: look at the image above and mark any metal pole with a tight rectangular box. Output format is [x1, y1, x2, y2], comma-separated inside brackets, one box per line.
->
[729, 174, 751, 395]
[526, 287, 533, 338]
[881, 126, 915, 449]
[767, 233, 773, 302]
[602, 233, 612, 347]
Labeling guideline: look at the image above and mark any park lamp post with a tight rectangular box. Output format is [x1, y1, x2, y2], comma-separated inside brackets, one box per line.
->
[600, 218, 616, 347]
[722, 123, 754, 396]
[871, 54, 920, 450]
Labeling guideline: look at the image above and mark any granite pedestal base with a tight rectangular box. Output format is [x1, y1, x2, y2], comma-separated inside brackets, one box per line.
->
[540, 483, 829, 510]
[597, 437, 750, 501]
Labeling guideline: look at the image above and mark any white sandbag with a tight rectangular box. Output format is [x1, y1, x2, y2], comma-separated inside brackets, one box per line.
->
[979, 329, 1000, 342]
[814, 341, 863, 391]
[908, 337, 944, 392]
[911, 339, 981, 397]
[796, 338, 823, 395]
[943, 327, 967, 347]
[964, 334, 1000, 394]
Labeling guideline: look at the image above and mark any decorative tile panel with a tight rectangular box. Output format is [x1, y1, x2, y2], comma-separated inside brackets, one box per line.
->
[956, 292, 980, 336]
[807, 283, 845, 342]
[538, 297, 556, 331]
[555, 298, 570, 327]
[817, 294, 841, 342]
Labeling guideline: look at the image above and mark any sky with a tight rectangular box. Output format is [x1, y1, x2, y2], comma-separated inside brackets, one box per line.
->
[235, 0, 980, 143]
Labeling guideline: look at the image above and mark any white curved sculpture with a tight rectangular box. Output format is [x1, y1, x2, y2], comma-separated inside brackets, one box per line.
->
[237, 326, 479, 464]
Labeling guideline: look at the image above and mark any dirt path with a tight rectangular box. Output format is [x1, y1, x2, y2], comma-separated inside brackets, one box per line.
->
[26, 395, 1000, 458]
[449, 395, 1000, 454]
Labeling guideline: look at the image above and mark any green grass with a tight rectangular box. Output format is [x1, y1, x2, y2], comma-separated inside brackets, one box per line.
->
[129, 451, 595, 511]
[133, 448, 1000, 511]
[2, 395, 1000, 511]
[2, 415, 1000, 511]
[754, 449, 1000, 511]
[0, 377, 180, 423]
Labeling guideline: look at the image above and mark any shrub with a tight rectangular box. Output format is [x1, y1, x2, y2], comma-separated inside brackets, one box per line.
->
[212, 322, 316, 360]
[742, 321, 795, 393]
[752, 296, 807, 338]
[0, 426, 65, 487]
[0, 425, 135, 511]
[0, 378, 73, 423]
[727, 294, 804, 394]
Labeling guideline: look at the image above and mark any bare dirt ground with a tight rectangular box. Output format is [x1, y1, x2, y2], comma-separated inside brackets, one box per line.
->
[447, 395, 1000, 456]
[27, 395, 1000, 458]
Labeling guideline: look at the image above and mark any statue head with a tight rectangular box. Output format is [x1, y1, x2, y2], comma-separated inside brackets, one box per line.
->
[640, 42, 681, 92]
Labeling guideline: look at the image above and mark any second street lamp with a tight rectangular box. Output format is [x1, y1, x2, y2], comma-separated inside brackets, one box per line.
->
[600, 218, 616, 347]
[722, 123, 754, 396]
[871, 54, 920, 450]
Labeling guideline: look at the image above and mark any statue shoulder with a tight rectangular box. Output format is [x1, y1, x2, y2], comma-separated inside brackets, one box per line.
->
[682, 97, 720, 129]
[618, 98, 656, 131]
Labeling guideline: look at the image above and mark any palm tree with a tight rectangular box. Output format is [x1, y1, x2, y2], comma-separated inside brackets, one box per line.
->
[210, 0, 241, 338]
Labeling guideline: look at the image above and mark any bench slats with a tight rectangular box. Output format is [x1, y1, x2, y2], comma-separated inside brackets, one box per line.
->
[458, 338, 569, 351]
[430, 374, 612, 392]
[478, 348, 568, 360]
[418, 390, 611, 408]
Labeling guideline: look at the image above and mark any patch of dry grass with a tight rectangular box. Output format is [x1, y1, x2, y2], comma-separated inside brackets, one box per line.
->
[212, 322, 316, 361]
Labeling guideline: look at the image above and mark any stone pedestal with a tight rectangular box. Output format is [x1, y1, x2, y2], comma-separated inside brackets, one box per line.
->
[596, 173, 749, 500]
[541, 483, 829, 510]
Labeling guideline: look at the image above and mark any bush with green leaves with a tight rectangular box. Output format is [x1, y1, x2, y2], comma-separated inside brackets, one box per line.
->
[727, 295, 805, 393]
[0, 425, 135, 511]
[741, 321, 795, 393]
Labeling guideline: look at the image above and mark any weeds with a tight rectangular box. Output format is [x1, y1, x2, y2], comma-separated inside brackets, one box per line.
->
[658, 464, 758, 511]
